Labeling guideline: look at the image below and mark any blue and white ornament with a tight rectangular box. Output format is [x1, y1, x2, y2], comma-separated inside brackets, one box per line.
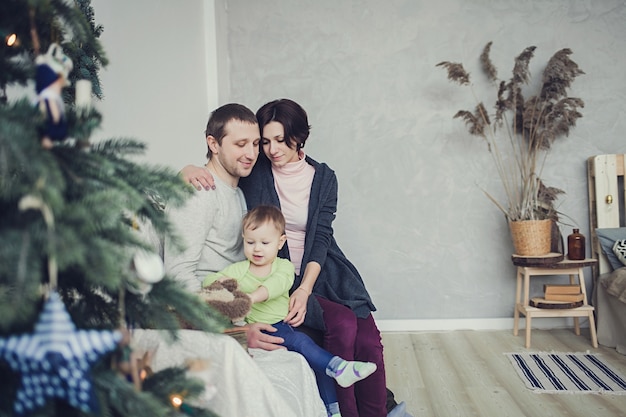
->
[0, 292, 122, 415]
[34, 43, 73, 148]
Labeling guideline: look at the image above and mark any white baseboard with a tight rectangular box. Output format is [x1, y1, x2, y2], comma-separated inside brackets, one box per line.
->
[376, 317, 593, 333]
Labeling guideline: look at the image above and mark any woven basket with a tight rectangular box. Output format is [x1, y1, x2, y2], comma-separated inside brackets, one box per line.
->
[509, 219, 552, 256]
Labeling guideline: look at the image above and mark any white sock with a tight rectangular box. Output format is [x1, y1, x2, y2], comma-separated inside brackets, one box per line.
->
[330, 360, 377, 388]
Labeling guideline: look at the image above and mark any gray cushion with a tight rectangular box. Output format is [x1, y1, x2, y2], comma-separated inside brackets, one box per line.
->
[596, 228, 626, 271]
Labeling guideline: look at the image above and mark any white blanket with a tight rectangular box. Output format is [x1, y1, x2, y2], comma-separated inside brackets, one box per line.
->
[605, 267, 626, 303]
[132, 329, 327, 417]
[595, 272, 626, 355]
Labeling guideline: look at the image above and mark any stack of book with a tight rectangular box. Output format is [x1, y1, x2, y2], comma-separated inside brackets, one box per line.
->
[543, 284, 584, 302]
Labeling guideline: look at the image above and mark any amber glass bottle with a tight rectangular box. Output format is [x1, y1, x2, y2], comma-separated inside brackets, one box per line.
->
[567, 228, 585, 260]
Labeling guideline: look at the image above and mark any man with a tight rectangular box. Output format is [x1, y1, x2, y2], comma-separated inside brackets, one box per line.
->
[165, 103, 259, 291]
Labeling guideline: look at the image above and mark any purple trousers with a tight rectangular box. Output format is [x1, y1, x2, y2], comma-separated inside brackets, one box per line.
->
[316, 296, 387, 417]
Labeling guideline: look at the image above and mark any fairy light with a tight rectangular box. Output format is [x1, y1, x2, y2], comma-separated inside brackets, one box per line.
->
[170, 394, 195, 416]
[170, 394, 183, 408]
[6, 34, 17, 47]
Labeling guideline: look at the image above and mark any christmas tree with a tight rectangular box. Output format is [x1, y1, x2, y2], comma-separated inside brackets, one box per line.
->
[0, 1, 226, 416]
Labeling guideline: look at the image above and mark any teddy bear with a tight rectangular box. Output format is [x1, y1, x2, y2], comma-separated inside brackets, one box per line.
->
[199, 278, 252, 326]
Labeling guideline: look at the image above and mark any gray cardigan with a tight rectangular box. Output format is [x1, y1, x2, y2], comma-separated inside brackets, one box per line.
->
[240, 154, 376, 331]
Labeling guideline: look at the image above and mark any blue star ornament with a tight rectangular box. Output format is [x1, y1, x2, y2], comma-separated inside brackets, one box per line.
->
[0, 292, 122, 415]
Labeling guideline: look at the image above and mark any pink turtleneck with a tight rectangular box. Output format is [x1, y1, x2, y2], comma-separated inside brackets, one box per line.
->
[272, 151, 315, 275]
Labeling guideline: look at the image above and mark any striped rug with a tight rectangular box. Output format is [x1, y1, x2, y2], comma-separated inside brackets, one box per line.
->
[506, 352, 626, 394]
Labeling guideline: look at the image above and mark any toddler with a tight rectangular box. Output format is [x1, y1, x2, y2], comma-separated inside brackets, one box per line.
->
[203, 205, 376, 417]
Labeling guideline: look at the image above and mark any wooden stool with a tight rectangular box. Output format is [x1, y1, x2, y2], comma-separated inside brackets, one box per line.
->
[512, 255, 598, 348]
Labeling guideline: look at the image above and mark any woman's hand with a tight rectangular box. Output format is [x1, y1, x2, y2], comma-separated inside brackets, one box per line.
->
[180, 164, 215, 191]
[284, 287, 310, 327]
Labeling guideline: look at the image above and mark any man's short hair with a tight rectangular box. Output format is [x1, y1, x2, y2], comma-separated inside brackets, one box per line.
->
[205, 103, 258, 158]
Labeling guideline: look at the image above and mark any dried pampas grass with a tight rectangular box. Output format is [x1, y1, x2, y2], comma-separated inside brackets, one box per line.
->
[437, 42, 584, 222]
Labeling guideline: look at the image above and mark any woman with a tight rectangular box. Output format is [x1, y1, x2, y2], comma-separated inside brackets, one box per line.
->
[184, 99, 406, 417]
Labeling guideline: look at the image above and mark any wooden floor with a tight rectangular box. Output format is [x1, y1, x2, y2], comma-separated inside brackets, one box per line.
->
[382, 329, 626, 417]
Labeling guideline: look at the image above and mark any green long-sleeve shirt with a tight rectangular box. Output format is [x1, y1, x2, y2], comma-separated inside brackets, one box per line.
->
[204, 258, 294, 324]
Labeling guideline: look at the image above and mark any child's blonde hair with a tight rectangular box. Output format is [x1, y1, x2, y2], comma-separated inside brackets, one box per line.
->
[242, 205, 285, 234]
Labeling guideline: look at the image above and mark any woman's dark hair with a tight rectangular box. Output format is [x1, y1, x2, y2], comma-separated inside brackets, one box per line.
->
[256, 99, 311, 150]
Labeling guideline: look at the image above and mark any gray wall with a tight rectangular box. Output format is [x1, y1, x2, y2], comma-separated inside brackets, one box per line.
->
[219, 0, 626, 321]
[93, 0, 626, 324]
[92, 0, 211, 172]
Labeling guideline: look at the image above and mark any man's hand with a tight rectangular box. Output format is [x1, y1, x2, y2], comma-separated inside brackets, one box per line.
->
[246, 322, 286, 351]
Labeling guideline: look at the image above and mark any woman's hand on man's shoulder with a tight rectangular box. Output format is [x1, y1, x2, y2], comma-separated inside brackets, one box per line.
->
[180, 164, 215, 191]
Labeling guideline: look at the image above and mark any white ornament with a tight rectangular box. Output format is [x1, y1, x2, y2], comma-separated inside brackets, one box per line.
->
[75, 79, 92, 114]
[127, 249, 165, 295]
